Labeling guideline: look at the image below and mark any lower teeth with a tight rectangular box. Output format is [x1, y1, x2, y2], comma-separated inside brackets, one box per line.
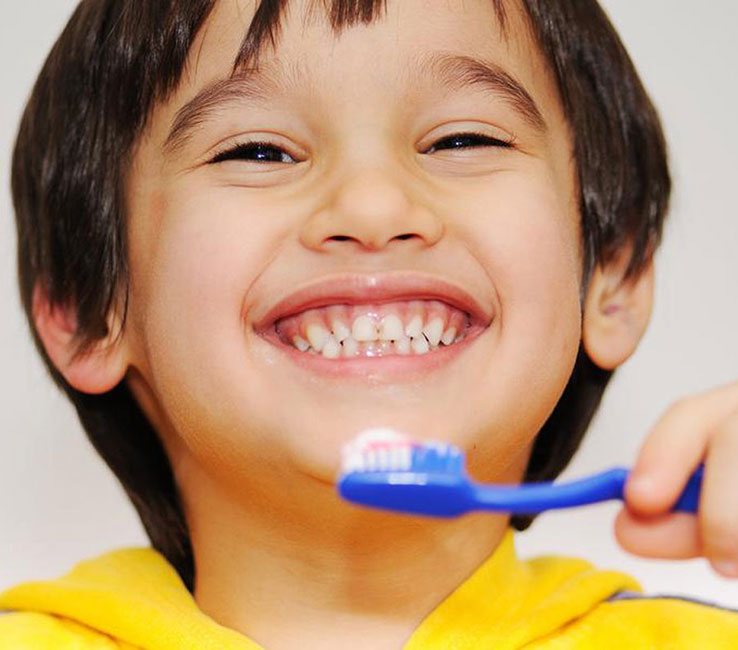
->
[296, 334, 464, 358]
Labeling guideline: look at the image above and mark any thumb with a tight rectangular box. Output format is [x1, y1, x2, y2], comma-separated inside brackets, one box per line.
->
[614, 506, 700, 559]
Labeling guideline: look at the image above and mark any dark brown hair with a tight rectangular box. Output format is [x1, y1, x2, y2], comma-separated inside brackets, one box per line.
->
[13, 0, 670, 591]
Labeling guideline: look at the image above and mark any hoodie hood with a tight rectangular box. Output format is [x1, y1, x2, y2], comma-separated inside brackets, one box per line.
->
[0, 546, 261, 649]
[0, 530, 640, 649]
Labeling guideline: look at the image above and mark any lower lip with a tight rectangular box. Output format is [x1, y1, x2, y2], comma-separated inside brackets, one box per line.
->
[256, 324, 488, 381]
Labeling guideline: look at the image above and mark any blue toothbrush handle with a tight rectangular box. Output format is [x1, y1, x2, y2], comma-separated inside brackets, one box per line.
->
[672, 465, 704, 513]
[471, 464, 704, 514]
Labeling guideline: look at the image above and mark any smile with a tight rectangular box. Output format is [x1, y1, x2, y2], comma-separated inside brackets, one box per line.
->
[274, 299, 469, 359]
[252, 272, 494, 377]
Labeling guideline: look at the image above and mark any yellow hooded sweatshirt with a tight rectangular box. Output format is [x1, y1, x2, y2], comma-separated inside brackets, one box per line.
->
[1, 530, 737, 649]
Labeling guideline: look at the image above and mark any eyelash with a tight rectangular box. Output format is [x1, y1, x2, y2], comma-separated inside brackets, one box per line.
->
[208, 131, 515, 164]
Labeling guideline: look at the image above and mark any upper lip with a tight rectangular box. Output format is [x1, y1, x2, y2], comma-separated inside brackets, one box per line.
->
[252, 272, 495, 331]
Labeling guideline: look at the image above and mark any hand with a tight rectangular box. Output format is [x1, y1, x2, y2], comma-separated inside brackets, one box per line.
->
[615, 380, 738, 578]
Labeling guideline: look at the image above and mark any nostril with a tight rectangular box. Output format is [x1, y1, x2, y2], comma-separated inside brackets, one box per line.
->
[323, 232, 418, 247]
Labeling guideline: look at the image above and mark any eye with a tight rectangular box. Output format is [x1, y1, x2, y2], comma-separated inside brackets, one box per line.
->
[209, 131, 513, 164]
[209, 140, 297, 164]
[425, 131, 515, 154]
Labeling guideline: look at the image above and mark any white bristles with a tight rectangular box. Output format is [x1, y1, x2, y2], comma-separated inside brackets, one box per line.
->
[341, 427, 412, 474]
[341, 427, 457, 474]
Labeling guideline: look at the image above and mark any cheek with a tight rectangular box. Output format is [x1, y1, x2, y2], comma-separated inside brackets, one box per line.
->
[498, 175, 581, 371]
[137, 195, 246, 323]
[462, 172, 582, 422]
[500, 206, 581, 338]
[126, 186, 279, 425]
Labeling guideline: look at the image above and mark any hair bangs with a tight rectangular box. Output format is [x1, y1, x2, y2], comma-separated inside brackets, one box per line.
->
[232, 0, 507, 71]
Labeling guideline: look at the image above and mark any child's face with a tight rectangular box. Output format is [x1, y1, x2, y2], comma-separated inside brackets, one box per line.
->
[122, 0, 583, 488]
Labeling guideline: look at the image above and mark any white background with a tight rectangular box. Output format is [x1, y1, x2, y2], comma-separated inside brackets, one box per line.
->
[1, 2, 736, 606]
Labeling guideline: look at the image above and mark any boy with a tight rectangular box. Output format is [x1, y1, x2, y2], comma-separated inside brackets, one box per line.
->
[1, 0, 737, 648]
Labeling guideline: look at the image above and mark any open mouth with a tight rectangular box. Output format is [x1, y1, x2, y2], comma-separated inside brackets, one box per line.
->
[252, 273, 495, 372]
[274, 299, 474, 359]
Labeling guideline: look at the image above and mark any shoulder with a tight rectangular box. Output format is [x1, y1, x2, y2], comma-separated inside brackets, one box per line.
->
[0, 611, 129, 649]
[533, 592, 738, 648]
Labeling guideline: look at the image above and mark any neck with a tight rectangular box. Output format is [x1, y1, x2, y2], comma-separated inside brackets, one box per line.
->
[183, 462, 513, 650]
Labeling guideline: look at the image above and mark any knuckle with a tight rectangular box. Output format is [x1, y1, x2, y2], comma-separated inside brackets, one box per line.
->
[658, 398, 697, 432]
[669, 396, 696, 418]
[710, 414, 738, 447]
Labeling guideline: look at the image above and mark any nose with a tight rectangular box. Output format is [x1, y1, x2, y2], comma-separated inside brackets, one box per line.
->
[299, 167, 444, 253]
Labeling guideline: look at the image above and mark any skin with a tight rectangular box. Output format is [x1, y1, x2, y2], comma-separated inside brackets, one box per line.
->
[619, 382, 738, 576]
[32, 0, 737, 647]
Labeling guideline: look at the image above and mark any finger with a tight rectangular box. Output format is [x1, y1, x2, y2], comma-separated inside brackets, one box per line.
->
[627, 401, 708, 515]
[700, 410, 738, 578]
[627, 382, 738, 515]
[614, 507, 700, 559]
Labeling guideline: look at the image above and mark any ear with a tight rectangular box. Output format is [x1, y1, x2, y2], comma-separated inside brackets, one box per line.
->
[32, 283, 128, 394]
[582, 249, 655, 371]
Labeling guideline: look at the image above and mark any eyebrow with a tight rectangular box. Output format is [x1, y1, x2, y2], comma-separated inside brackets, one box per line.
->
[163, 68, 283, 155]
[163, 52, 547, 156]
[419, 52, 547, 134]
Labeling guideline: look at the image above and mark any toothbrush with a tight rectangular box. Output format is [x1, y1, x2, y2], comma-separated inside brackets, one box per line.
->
[337, 428, 703, 517]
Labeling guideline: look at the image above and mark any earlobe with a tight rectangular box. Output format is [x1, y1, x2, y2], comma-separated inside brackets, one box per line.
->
[32, 283, 129, 394]
[582, 252, 655, 371]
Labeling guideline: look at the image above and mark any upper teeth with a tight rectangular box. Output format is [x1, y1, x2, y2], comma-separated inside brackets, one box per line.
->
[422, 318, 444, 346]
[378, 314, 404, 341]
[306, 323, 331, 350]
[331, 318, 352, 342]
[352, 315, 377, 342]
[278, 302, 468, 359]
[404, 314, 423, 338]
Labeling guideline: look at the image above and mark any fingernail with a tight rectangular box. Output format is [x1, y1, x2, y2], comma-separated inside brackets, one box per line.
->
[711, 560, 738, 578]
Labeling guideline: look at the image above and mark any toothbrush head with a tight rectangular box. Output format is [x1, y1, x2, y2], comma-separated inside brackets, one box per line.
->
[338, 428, 474, 517]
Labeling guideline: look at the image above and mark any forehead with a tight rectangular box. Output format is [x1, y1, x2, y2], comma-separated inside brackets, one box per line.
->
[212, 0, 512, 62]
[152, 0, 566, 151]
